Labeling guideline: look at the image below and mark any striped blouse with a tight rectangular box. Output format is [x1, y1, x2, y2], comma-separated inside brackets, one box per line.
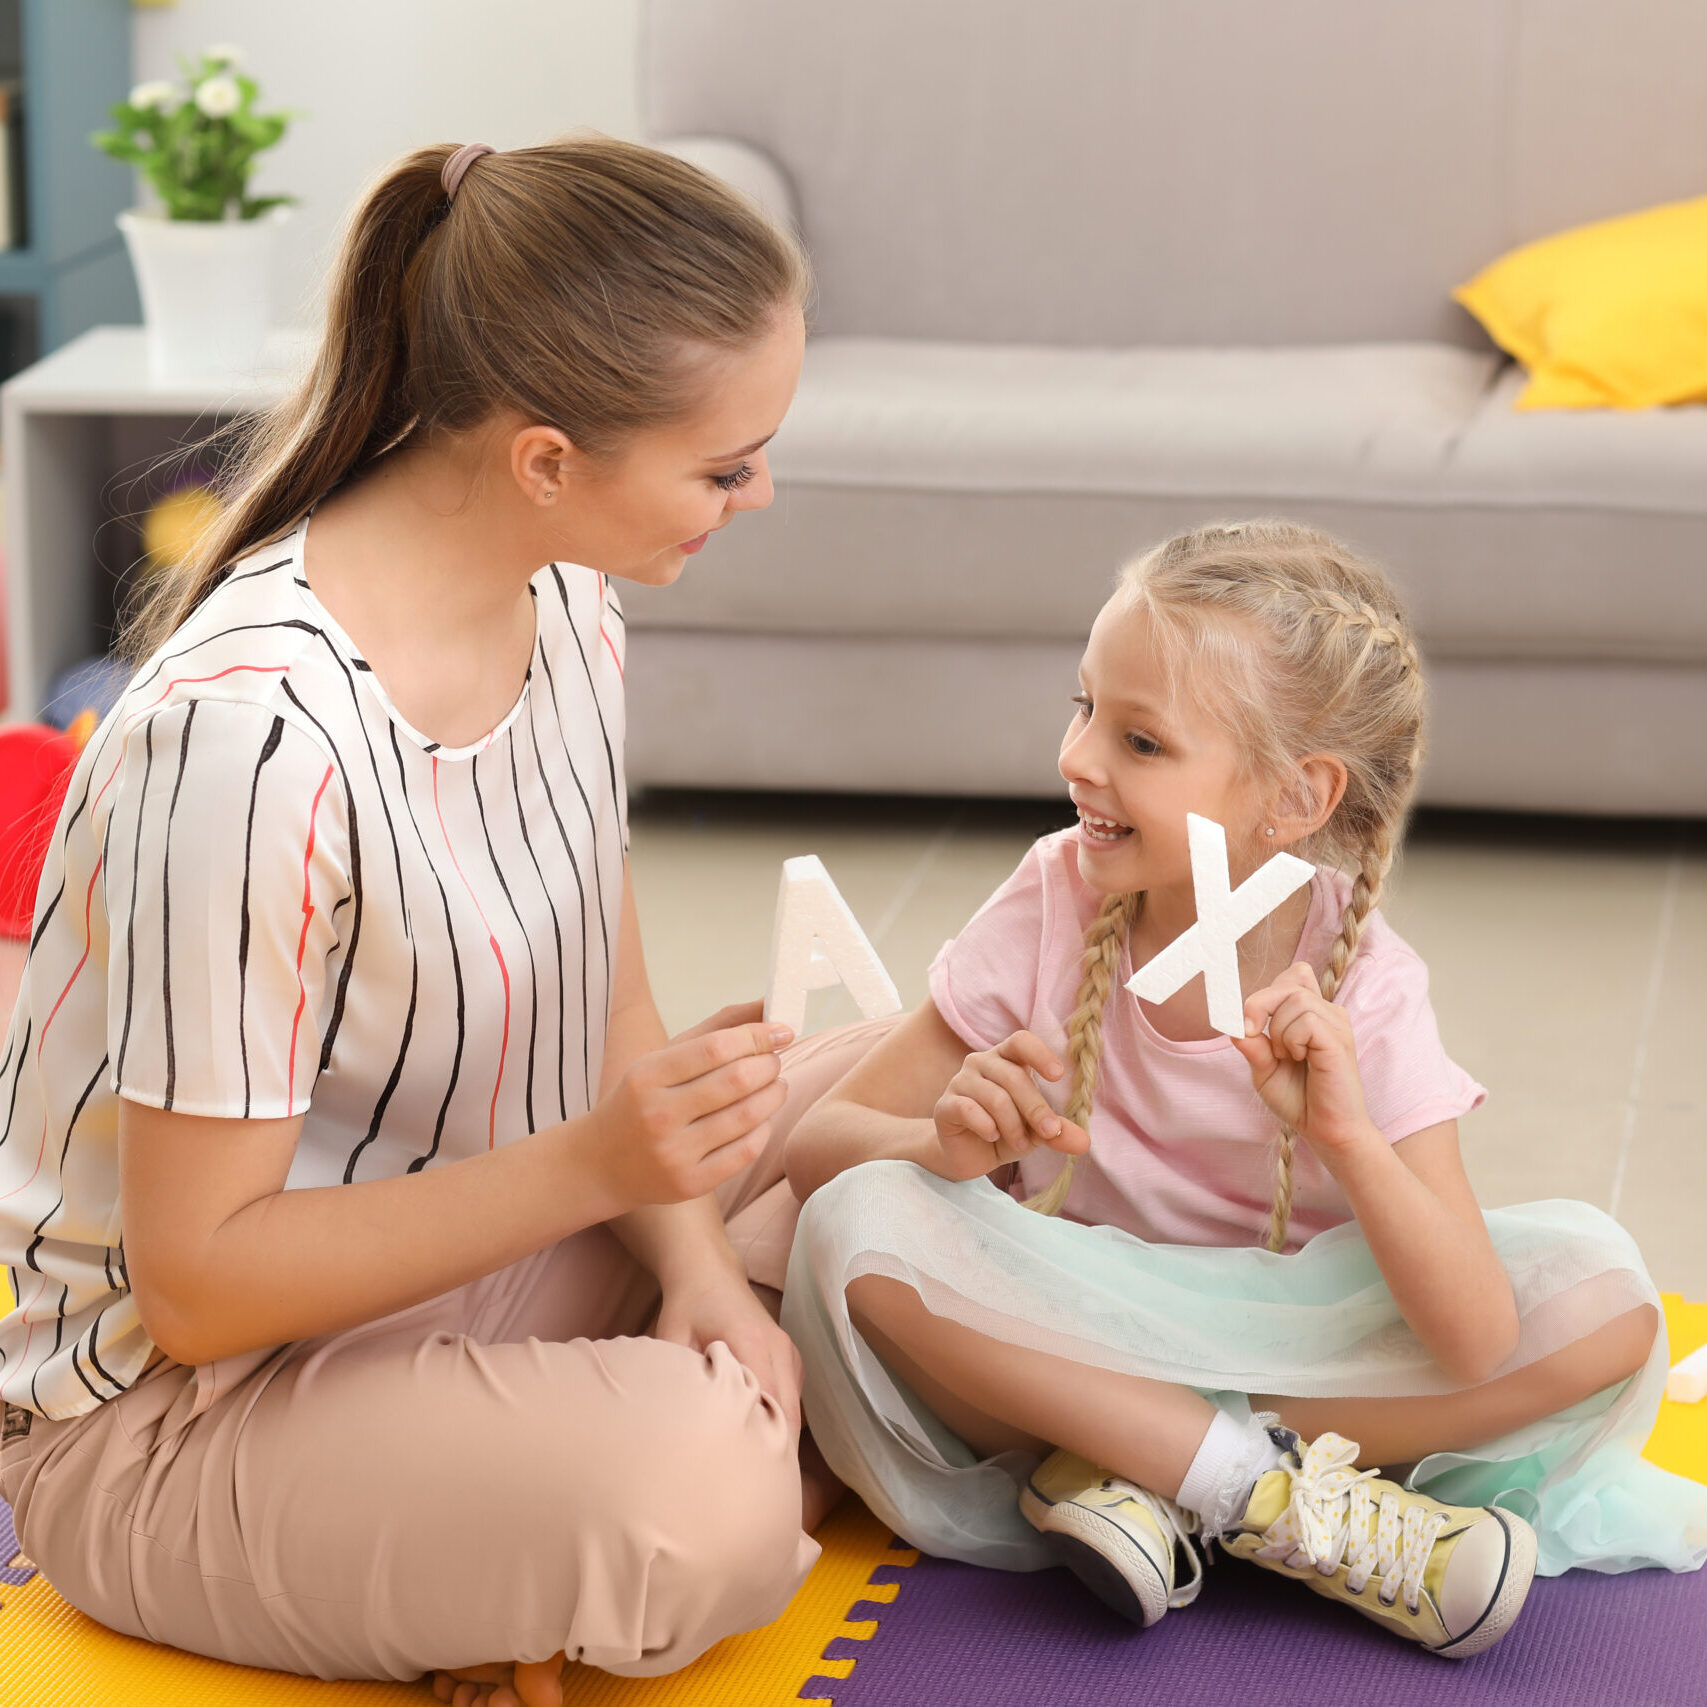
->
[0, 517, 628, 1418]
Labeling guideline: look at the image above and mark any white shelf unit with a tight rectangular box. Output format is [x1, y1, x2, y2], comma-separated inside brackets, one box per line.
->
[2, 324, 313, 719]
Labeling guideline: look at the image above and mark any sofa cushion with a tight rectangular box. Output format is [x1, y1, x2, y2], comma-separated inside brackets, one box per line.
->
[769, 338, 1501, 502]
[1449, 365, 1707, 513]
[621, 338, 1707, 663]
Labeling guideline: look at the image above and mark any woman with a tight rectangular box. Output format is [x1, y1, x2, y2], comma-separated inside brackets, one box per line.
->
[0, 137, 849, 1707]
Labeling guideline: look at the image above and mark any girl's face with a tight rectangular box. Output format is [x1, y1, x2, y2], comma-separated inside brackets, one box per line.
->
[1059, 594, 1271, 900]
[541, 306, 806, 585]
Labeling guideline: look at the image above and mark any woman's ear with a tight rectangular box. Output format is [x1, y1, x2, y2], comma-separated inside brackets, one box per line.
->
[509, 423, 580, 506]
[1268, 753, 1348, 848]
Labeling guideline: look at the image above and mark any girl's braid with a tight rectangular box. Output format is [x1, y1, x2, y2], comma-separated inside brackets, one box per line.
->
[1023, 889, 1143, 1217]
[1314, 585, 1424, 679]
[1264, 733, 1420, 1253]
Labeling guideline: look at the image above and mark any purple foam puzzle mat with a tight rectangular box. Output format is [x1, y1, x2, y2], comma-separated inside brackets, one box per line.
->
[818, 1549, 1707, 1707]
[0, 1495, 35, 1585]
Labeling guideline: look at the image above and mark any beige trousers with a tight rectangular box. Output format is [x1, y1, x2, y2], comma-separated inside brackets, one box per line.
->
[0, 1020, 892, 1683]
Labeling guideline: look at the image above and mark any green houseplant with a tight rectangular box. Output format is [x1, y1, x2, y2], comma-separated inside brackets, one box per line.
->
[93, 48, 298, 381]
[93, 46, 295, 222]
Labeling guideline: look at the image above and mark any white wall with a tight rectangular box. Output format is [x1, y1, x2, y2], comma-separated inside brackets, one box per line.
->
[133, 0, 643, 324]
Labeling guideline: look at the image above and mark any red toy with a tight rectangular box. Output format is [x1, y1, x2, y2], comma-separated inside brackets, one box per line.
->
[0, 720, 89, 939]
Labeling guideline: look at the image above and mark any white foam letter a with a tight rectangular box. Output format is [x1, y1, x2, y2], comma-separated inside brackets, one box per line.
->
[763, 855, 903, 1037]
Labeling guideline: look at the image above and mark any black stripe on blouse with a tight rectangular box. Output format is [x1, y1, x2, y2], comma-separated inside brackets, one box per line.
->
[387, 725, 466, 1173]
[238, 716, 287, 1117]
[473, 757, 539, 1131]
[115, 720, 158, 1084]
[159, 700, 200, 1109]
[281, 681, 364, 1078]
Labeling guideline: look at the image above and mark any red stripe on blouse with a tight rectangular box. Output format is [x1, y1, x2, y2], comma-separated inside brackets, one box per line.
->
[286, 765, 335, 1100]
[39, 858, 103, 1051]
[134, 663, 291, 718]
[599, 576, 624, 682]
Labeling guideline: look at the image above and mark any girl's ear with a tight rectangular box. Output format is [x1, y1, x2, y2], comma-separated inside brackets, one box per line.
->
[1268, 753, 1348, 848]
[509, 422, 581, 505]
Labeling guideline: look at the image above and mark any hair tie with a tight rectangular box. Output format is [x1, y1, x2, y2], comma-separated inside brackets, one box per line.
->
[442, 142, 495, 203]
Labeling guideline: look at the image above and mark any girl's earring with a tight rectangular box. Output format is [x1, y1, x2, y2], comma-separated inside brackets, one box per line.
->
[1264, 826, 1275, 837]
[543, 488, 557, 501]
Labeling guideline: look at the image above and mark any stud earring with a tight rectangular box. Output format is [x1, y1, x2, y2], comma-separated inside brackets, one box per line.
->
[1264, 826, 1275, 836]
[543, 488, 556, 501]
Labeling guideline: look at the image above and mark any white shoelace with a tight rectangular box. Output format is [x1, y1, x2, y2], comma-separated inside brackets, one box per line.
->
[1251, 1432, 1449, 1615]
[1100, 1475, 1209, 1609]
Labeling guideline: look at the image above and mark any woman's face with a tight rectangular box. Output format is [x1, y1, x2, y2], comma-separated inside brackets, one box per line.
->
[538, 306, 806, 586]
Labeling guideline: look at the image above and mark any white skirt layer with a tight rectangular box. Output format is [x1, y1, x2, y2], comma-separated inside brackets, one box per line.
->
[783, 1160, 1707, 1578]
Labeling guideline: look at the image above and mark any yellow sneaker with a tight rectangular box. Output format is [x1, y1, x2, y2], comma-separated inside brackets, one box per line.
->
[1019, 1449, 1205, 1629]
[1218, 1429, 1538, 1657]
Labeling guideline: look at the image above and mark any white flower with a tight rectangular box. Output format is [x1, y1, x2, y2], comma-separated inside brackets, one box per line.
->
[205, 44, 244, 68]
[195, 75, 242, 119]
[128, 80, 178, 112]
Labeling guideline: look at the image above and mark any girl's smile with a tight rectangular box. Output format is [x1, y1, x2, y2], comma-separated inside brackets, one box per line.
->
[1073, 803, 1135, 847]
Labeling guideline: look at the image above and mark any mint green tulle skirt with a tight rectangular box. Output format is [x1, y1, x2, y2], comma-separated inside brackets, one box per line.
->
[783, 1160, 1707, 1578]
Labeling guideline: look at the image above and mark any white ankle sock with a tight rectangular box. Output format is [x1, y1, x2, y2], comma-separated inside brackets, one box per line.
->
[1175, 1410, 1287, 1539]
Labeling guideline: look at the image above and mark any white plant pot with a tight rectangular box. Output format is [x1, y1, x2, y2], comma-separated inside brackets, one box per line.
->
[119, 208, 287, 384]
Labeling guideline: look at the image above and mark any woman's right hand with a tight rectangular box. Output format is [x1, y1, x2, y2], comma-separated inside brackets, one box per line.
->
[928, 1031, 1090, 1181]
[582, 1021, 794, 1212]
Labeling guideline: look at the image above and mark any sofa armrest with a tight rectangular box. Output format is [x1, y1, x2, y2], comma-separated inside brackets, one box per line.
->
[652, 134, 800, 234]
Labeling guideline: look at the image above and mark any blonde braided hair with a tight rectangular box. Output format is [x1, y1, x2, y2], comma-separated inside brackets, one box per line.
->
[1262, 780, 1411, 1252]
[1022, 890, 1142, 1216]
[1025, 520, 1426, 1251]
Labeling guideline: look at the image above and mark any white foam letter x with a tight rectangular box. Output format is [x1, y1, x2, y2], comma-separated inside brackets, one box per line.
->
[1125, 814, 1315, 1036]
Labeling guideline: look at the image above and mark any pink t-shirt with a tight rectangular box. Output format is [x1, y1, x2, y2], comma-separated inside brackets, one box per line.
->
[928, 830, 1485, 1253]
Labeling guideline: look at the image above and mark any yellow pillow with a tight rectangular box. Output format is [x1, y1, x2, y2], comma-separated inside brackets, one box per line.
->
[1453, 195, 1707, 410]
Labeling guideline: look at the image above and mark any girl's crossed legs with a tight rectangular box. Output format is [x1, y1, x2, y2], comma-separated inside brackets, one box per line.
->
[848, 1273, 1658, 1497]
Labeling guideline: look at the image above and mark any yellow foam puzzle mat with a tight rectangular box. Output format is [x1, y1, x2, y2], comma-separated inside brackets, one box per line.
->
[0, 1497, 915, 1707]
[1, 1295, 1704, 1706]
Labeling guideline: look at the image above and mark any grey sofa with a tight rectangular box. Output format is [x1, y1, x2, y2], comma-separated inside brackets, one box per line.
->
[623, 0, 1707, 816]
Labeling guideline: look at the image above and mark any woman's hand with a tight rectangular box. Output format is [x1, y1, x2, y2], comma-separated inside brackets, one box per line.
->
[674, 999, 766, 1043]
[583, 1020, 793, 1214]
[929, 1031, 1090, 1181]
[654, 1267, 804, 1431]
[1232, 962, 1380, 1163]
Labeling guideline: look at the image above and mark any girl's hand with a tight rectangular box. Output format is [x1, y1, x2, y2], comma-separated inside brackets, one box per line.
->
[583, 1021, 793, 1213]
[1232, 962, 1380, 1162]
[654, 1268, 804, 1432]
[929, 1031, 1090, 1181]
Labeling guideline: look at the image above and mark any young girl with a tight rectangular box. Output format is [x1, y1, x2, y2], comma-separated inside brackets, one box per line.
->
[784, 521, 1707, 1658]
[0, 136, 858, 1707]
